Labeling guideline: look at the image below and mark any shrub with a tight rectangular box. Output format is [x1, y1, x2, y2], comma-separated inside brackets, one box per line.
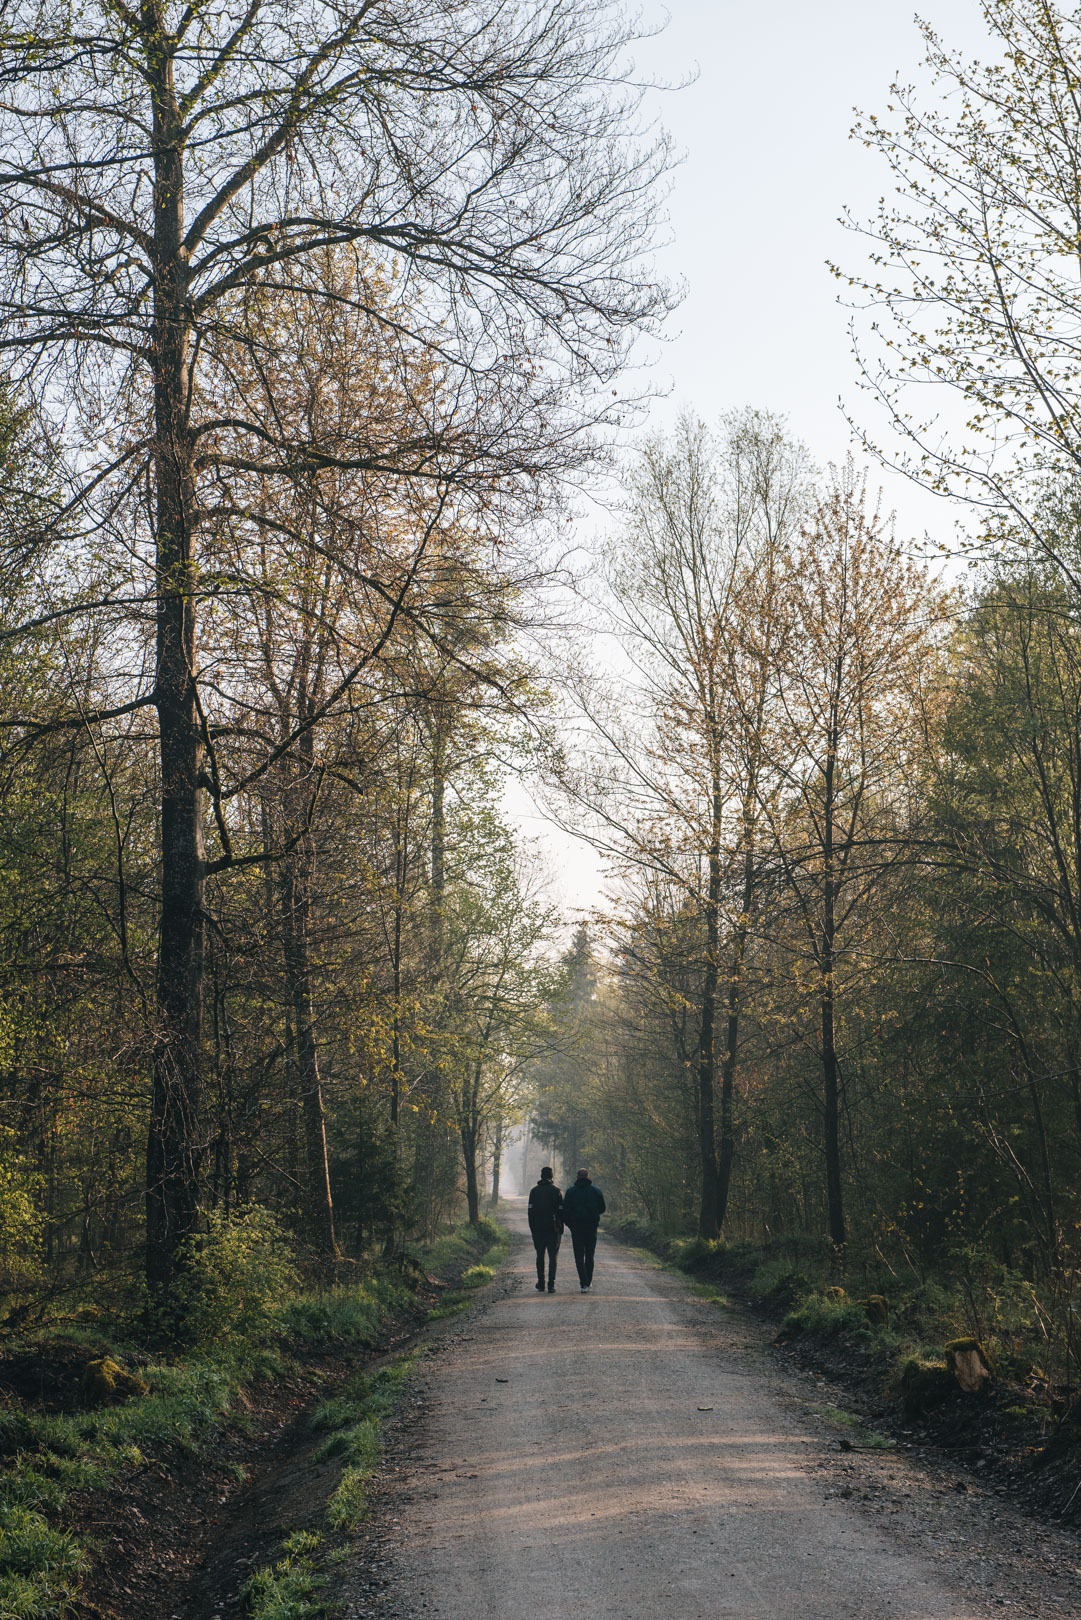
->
[675, 1237, 723, 1273]
[282, 1276, 410, 1347]
[0, 1131, 45, 1296]
[460, 1265, 494, 1289]
[471, 1216, 503, 1247]
[781, 1293, 874, 1343]
[174, 1206, 298, 1355]
[747, 1259, 813, 1311]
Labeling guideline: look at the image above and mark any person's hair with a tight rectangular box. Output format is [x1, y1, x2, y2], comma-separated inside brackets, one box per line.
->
[576, 1168, 589, 1179]
[540, 1166, 553, 1181]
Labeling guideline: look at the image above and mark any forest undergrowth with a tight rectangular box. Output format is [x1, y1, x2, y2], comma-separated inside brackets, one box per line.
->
[0, 1215, 507, 1620]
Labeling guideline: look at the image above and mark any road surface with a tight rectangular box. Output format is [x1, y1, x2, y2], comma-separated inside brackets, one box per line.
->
[361, 1201, 1081, 1620]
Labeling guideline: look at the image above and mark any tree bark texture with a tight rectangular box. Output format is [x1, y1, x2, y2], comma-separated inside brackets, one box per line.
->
[280, 853, 337, 1255]
[821, 726, 846, 1249]
[696, 774, 723, 1240]
[489, 1115, 503, 1208]
[461, 1123, 480, 1225]
[146, 24, 205, 1299]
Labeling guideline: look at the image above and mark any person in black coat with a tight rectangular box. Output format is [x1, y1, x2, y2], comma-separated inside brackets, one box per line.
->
[561, 1168, 606, 1291]
[527, 1167, 563, 1292]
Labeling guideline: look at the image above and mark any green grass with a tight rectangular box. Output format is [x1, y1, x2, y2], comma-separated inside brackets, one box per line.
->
[280, 1272, 413, 1346]
[316, 1351, 419, 1532]
[244, 1344, 426, 1609]
[409, 1215, 506, 1281]
[781, 1293, 878, 1343]
[689, 1282, 730, 1307]
[324, 1465, 368, 1534]
[624, 1245, 666, 1270]
[311, 1353, 417, 1480]
[424, 1220, 507, 1321]
[426, 1292, 472, 1321]
[0, 1503, 88, 1620]
[0, 1354, 245, 1617]
[804, 1402, 895, 1450]
[240, 1529, 326, 1620]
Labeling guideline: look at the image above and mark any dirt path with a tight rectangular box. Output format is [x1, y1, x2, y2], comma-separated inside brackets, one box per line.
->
[348, 1201, 1081, 1620]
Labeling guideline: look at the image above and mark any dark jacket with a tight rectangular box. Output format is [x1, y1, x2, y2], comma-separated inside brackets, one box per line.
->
[562, 1179, 605, 1231]
[527, 1179, 563, 1235]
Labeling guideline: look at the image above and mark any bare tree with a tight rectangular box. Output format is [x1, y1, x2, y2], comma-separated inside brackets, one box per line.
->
[554, 411, 809, 1236]
[761, 465, 946, 1249]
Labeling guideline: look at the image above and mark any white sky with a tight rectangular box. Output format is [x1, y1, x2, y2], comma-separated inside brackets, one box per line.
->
[509, 0, 992, 914]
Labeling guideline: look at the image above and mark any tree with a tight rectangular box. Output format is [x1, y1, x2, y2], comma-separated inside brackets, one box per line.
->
[529, 924, 598, 1182]
[0, 0, 671, 1298]
[926, 561, 1081, 1270]
[439, 803, 557, 1224]
[203, 255, 483, 1255]
[846, 0, 1081, 582]
[760, 465, 946, 1249]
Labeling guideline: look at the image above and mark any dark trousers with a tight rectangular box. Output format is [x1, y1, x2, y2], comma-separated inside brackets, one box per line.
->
[570, 1224, 598, 1286]
[531, 1227, 560, 1286]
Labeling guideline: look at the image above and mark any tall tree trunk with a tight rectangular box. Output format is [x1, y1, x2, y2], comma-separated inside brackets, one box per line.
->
[280, 854, 337, 1254]
[414, 724, 447, 1237]
[489, 1115, 503, 1208]
[716, 828, 756, 1232]
[1067, 1038, 1081, 1158]
[146, 33, 204, 1301]
[566, 1121, 579, 1186]
[1021, 1058, 1059, 1274]
[461, 1121, 480, 1225]
[283, 1007, 299, 1207]
[696, 772, 723, 1241]
[821, 731, 845, 1249]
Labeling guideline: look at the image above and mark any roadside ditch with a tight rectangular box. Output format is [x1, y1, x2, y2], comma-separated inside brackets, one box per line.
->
[0, 1218, 508, 1620]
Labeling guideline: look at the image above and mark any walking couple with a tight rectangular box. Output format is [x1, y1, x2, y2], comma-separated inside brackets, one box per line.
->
[527, 1167, 606, 1293]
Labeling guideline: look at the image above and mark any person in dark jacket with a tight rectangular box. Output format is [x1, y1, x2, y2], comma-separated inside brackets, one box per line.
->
[561, 1168, 606, 1291]
[527, 1167, 563, 1292]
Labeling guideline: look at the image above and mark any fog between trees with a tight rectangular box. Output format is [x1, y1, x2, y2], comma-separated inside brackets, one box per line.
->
[3, 0, 1081, 1396]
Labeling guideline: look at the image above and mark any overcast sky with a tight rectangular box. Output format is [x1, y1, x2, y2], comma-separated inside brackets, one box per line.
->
[636, 0, 987, 484]
[510, 0, 992, 914]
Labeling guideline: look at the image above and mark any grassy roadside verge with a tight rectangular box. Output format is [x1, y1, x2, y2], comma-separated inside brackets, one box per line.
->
[240, 1216, 509, 1620]
[607, 1216, 1081, 1518]
[239, 1354, 422, 1620]
[0, 1216, 509, 1620]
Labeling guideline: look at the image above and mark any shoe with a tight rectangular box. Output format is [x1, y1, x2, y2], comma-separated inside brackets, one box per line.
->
[535, 1281, 545, 1291]
[580, 1283, 590, 1292]
[547, 1284, 555, 1293]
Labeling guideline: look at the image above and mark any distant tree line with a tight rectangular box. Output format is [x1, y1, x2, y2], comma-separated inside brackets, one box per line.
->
[537, 412, 1081, 1347]
[532, 4, 1081, 1387]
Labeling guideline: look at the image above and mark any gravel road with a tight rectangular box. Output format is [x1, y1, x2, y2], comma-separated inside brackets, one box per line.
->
[353, 1202, 1081, 1620]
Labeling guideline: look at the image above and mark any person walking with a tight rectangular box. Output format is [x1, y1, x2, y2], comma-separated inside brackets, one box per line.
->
[527, 1166, 563, 1293]
[561, 1168, 606, 1292]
